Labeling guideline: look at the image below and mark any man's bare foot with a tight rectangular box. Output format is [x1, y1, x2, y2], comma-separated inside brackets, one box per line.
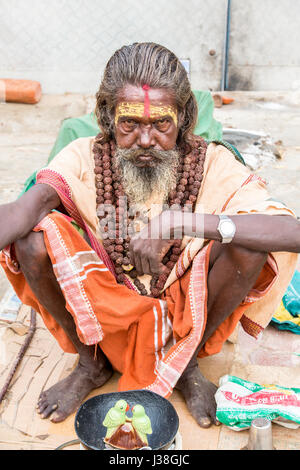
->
[176, 366, 219, 428]
[37, 358, 113, 422]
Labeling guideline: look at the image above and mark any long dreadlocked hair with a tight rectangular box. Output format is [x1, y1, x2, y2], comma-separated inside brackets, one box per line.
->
[95, 42, 198, 152]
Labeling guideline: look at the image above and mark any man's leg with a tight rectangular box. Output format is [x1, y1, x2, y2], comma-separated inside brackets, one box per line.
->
[176, 242, 268, 428]
[14, 231, 113, 423]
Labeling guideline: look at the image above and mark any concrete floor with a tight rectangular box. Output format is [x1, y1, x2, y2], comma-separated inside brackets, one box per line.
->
[0, 91, 300, 450]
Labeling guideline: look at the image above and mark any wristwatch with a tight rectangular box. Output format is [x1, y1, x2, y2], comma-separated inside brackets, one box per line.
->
[217, 215, 236, 243]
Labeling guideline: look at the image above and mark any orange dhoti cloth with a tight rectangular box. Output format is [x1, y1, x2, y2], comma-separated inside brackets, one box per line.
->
[0, 211, 289, 398]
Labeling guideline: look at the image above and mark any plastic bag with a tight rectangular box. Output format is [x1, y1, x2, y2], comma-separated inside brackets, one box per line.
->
[215, 375, 300, 431]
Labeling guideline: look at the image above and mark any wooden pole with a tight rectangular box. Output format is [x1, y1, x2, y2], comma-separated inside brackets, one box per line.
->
[0, 308, 36, 404]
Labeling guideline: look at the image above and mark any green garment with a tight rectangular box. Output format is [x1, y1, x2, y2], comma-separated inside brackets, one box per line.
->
[271, 270, 300, 335]
[20, 90, 223, 195]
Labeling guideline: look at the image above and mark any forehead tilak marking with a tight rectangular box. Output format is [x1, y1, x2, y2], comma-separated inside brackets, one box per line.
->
[114, 102, 178, 126]
[142, 84, 151, 117]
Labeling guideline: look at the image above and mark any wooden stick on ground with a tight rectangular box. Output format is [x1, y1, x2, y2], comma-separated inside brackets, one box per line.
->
[0, 308, 36, 404]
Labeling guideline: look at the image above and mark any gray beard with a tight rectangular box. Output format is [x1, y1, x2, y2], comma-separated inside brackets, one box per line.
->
[114, 147, 180, 205]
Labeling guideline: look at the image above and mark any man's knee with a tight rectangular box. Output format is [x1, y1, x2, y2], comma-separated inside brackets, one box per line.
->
[210, 241, 268, 279]
[226, 245, 268, 287]
[15, 231, 48, 275]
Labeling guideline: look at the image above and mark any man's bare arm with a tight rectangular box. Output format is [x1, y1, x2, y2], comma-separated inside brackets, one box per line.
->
[190, 213, 300, 253]
[129, 211, 300, 276]
[0, 184, 60, 251]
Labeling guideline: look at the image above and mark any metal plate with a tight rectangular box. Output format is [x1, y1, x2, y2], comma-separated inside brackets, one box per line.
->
[75, 389, 179, 450]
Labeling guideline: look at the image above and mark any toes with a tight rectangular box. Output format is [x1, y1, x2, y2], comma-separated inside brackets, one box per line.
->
[36, 402, 46, 414]
[37, 392, 47, 409]
[39, 404, 58, 419]
[198, 416, 212, 428]
[178, 368, 220, 428]
[36, 391, 59, 418]
[187, 401, 215, 428]
[184, 386, 218, 428]
[194, 405, 216, 428]
[38, 391, 47, 403]
[50, 409, 66, 423]
[36, 396, 58, 418]
[36, 397, 48, 414]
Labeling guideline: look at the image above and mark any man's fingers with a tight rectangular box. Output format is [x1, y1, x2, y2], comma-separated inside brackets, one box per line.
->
[141, 256, 151, 276]
[134, 254, 143, 276]
[129, 239, 137, 271]
[130, 243, 144, 275]
[148, 259, 161, 276]
[129, 238, 175, 277]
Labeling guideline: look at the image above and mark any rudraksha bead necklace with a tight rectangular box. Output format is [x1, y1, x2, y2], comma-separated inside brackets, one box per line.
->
[93, 134, 207, 297]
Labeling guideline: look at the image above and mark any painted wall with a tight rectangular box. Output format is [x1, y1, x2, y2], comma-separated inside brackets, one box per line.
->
[228, 0, 300, 91]
[0, 0, 298, 93]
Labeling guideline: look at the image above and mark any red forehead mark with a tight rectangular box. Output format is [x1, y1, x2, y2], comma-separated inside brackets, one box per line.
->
[142, 84, 150, 117]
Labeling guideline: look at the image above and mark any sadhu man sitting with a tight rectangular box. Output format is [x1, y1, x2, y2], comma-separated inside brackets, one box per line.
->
[0, 43, 299, 428]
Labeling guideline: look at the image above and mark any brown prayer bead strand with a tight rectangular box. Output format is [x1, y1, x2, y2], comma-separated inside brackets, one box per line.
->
[150, 243, 180, 296]
[103, 150, 114, 202]
[153, 141, 206, 295]
[152, 144, 204, 295]
[173, 166, 187, 201]
[134, 278, 147, 296]
[93, 135, 208, 297]
[113, 165, 130, 281]
[128, 269, 138, 279]
[117, 273, 126, 283]
[150, 275, 159, 290]
[150, 287, 161, 298]
[95, 146, 105, 207]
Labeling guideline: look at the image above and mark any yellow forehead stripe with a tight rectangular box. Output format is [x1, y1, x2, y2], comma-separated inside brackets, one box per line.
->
[115, 102, 178, 127]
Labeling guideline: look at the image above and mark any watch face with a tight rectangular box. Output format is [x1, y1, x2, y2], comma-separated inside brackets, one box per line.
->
[221, 221, 234, 236]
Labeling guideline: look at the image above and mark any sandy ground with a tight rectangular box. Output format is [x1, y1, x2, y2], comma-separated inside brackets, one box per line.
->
[0, 91, 299, 450]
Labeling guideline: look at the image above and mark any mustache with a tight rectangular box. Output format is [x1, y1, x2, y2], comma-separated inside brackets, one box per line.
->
[116, 147, 173, 162]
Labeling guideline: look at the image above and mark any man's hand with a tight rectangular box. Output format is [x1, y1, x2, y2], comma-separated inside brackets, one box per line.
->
[129, 210, 183, 276]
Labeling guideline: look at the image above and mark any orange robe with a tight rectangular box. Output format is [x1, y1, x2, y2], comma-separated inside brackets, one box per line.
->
[0, 138, 298, 397]
[0, 210, 292, 398]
